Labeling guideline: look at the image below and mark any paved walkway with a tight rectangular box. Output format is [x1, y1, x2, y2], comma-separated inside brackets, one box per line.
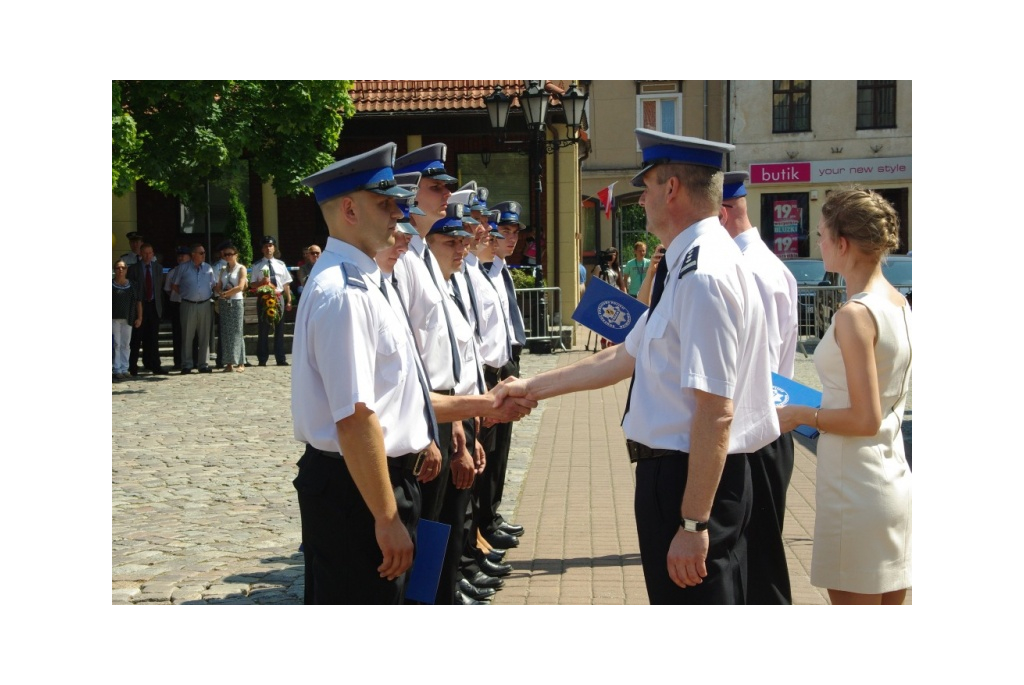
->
[112, 336, 910, 604]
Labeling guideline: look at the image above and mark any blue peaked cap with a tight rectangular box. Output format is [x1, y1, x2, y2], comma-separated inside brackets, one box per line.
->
[301, 143, 414, 203]
[722, 171, 749, 200]
[631, 129, 735, 187]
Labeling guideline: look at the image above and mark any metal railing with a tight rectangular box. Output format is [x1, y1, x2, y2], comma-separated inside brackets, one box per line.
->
[796, 283, 910, 341]
[515, 286, 569, 353]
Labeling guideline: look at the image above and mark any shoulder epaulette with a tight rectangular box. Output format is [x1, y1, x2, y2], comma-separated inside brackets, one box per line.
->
[678, 246, 699, 279]
[339, 263, 367, 290]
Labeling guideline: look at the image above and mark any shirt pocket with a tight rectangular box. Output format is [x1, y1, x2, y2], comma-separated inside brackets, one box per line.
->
[376, 318, 409, 387]
[642, 311, 670, 374]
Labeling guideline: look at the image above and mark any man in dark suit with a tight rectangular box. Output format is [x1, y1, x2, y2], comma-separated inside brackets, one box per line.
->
[128, 242, 168, 375]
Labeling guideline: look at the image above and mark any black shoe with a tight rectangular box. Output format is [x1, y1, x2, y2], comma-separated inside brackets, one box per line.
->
[484, 529, 519, 549]
[199, 367, 213, 374]
[258, 361, 267, 367]
[129, 369, 139, 377]
[454, 590, 484, 605]
[277, 360, 289, 366]
[499, 522, 525, 537]
[465, 571, 504, 589]
[480, 557, 513, 577]
[153, 368, 169, 375]
[486, 549, 507, 563]
[457, 578, 496, 601]
[170, 365, 181, 371]
[181, 368, 193, 374]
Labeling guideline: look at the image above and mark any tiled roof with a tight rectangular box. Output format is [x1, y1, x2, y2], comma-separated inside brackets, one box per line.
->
[353, 80, 572, 114]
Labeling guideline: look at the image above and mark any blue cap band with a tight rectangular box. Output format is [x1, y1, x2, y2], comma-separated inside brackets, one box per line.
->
[312, 166, 396, 203]
[642, 143, 725, 170]
[723, 181, 747, 199]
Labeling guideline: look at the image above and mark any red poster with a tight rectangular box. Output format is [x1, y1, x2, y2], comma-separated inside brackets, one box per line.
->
[773, 200, 801, 258]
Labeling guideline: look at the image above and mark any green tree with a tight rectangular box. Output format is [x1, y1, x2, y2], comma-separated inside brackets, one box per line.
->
[224, 189, 253, 267]
[112, 80, 356, 211]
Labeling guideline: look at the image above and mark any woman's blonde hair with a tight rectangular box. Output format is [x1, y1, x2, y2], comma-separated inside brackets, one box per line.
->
[820, 187, 900, 256]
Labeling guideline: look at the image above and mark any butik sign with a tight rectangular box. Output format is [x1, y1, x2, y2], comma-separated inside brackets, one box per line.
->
[750, 157, 911, 185]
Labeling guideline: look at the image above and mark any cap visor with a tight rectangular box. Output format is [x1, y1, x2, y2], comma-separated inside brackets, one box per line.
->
[630, 164, 655, 187]
[396, 222, 418, 235]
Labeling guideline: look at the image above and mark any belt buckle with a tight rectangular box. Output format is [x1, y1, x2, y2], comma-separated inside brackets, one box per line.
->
[412, 450, 427, 476]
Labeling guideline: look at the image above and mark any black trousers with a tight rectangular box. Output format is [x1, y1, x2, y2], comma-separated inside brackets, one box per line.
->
[432, 418, 476, 605]
[131, 300, 162, 371]
[476, 353, 520, 535]
[745, 432, 795, 604]
[634, 451, 751, 604]
[257, 299, 286, 364]
[293, 446, 421, 605]
[419, 421, 453, 522]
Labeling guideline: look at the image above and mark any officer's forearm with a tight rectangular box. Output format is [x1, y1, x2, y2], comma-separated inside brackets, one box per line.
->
[681, 390, 733, 522]
[336, 404, 399, 524]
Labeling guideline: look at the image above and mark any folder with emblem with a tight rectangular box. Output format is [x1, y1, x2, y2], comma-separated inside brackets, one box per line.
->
[572, 276, 649, 344]
[405, 518, 450, 604]
[771, 372, 822, 439]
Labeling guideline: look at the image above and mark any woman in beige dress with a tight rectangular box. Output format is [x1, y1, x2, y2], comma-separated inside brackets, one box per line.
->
[777, 188, 912, 605]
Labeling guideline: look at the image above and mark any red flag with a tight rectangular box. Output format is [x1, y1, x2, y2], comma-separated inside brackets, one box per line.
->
[596, 182, 616, 220]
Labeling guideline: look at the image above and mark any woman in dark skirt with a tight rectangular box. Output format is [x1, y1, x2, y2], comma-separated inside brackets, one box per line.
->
[112, 260, 141, 379]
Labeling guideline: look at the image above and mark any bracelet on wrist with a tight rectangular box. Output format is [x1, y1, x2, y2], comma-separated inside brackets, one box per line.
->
[814, 409, 825, 434]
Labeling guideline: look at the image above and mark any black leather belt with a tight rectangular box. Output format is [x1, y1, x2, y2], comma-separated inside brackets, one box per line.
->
[626, 439, 687, 464]
[435, 388, 455, 396]
[306, 445, 428, 475]
[182, 298, 210, 304]
[483, 365, 501, 375]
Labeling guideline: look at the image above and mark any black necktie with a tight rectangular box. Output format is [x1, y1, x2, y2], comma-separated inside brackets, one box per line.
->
[450, 278, 468, 322]
[622, 257, 668, 423]
[500, 266, 527, 346]
[269, 260, 278, 286]
[378, 273, 438, 442]
[422, 249, 461, 385]
[460, 265, 482, 338]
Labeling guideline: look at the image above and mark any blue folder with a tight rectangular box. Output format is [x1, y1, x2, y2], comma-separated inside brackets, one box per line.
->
[771, 372, 822, 439]
[405, 518, 451, 604]
[572, 276, 649, 344]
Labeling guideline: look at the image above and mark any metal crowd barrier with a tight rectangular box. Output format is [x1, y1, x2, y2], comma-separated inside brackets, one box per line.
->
[796, 283, 908, 343]
[515, 286, 569, 353]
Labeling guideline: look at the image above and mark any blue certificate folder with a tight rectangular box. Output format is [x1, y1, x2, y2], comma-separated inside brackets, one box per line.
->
[572, 276, 649, 344]
[405, 518, 450, 604]
[771, 373, 822, 439]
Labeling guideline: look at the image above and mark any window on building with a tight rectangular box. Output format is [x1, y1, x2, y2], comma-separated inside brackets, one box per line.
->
[772, 81, 811, 133]
[759, 193, 811, 258]
[636, 82, 682, 141]
[857, 80, 896, 129]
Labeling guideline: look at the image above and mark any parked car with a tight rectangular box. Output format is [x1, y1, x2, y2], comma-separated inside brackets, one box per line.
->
[816, 254, 913, 336]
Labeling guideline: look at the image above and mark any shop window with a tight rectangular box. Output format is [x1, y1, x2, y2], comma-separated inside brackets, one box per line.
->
[759, 193, 811, 257]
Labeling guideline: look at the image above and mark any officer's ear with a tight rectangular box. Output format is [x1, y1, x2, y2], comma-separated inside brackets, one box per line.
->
[340, 194, 360, 226]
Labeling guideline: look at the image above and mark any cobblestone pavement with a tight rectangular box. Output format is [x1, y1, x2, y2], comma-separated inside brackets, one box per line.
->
[111, 351, 561, 605]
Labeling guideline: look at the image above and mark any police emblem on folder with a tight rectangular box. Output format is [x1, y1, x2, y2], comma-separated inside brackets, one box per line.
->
[573, 276, 648, 344]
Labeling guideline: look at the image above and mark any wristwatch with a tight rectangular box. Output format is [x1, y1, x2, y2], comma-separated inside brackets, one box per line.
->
[680, 517, 709, 533]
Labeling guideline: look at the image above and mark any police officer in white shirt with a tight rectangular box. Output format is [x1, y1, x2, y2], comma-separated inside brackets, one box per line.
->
[478, 201, 528, 550]
[251, 235, 294, 366]
[292, 144, 535, 605]
[495, 130, 780, 604]
[391, 145, 465, 524]
[720, 170, 799, 604]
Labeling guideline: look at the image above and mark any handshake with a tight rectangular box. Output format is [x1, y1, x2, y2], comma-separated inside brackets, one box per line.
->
[483, 377, 535, 427]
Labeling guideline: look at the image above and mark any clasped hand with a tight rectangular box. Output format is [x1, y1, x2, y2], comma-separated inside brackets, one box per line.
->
[482, 377, 537, 426]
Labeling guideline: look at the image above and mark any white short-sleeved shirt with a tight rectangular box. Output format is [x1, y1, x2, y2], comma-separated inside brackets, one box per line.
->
[622, 217, 779, 454]
[291, 237, 431, 458]
[735, 227, 799, 378]
[393, 235, 458, 391]
[444, 277, 484, 396]
[464, 252, 510, 369]
[251, 257, 293, 294]
[483, 256, 518, 347]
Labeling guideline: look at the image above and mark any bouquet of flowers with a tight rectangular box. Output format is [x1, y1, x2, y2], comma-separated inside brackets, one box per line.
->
[257, 285, 282, 331]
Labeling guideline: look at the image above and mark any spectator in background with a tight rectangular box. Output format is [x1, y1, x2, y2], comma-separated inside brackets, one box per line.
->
[623, 241, 651, 297]
[215, 243, 249, 372]
[112, 260, 142, 380]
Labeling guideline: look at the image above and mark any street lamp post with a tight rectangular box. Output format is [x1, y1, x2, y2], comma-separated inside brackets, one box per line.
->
[484, 80, 588, 287]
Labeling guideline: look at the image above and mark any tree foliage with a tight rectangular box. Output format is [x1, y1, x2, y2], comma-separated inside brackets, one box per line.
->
[112, 80, 355, 210]
[224, 189, 253, 267]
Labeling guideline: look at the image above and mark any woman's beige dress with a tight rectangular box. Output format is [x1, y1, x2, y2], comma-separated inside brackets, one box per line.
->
[812, 291, 912, 593]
